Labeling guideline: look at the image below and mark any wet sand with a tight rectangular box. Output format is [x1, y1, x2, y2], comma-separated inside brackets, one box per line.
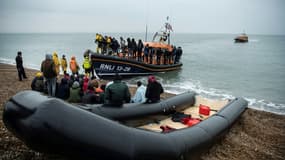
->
[0, 63, 285, 160]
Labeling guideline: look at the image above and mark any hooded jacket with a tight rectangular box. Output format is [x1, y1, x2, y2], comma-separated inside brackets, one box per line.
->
[53, 52, 60, 75]
[145, 76, 164, 103]
[70, 56, 79, 73]
[41, 54, 57, 78]
[67, 81, 81, 103]
[61, 56, 67, 72]
[56, 78, 70, 100]
[104, 79, 131, 106]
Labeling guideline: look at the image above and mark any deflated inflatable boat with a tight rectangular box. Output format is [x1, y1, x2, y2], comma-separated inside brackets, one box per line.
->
[3, 90, 248, 160]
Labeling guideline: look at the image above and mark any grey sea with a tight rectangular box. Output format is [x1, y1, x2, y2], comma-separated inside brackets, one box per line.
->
[0, 33, 284, 115]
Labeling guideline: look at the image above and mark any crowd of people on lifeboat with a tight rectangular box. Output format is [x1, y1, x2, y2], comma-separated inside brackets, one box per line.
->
[94, 33, 183, 65]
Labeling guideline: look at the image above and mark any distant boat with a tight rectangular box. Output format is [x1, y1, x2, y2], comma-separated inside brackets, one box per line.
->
[234, 33, 248, 43]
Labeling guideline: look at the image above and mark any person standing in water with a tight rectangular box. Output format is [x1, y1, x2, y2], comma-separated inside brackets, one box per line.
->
[15, 51, 27, 81]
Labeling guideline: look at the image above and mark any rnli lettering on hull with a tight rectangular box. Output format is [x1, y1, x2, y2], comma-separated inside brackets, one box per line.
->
[99, 64, 131, 72]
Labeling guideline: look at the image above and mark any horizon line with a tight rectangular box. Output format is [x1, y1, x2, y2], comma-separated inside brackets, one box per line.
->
[0, 32, 284, 36]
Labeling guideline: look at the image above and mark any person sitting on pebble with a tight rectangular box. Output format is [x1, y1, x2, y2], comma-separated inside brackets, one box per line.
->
[104, 73, 131, 107]
[67, 81, 82, 103]
[31, 72, 44, 92]
[82, 80, 100, 104]
[56, 77, 70, 100]
[131, 81, 146, 103]
[145, 75, 164, 103]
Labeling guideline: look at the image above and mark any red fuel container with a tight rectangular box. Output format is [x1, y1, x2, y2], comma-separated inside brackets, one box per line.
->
[199, 104, 210, 116]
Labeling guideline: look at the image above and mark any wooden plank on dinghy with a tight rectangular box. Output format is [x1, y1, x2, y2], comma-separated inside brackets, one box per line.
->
[139, 96, 229, 132]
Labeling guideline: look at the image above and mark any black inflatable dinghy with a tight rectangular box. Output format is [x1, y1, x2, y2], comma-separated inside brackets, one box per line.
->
[3, 91, 248, 160]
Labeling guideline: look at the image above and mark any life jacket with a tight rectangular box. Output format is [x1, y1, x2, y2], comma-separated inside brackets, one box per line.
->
[83, 57, 91, 69]
[95, 87, 103, 93]
[70, 57, 79, 73]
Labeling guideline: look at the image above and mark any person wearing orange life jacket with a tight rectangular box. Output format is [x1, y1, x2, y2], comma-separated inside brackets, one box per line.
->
[70, 56, 80, 75]
[82, 55, 92, 75]
[52, 52, 60, 76]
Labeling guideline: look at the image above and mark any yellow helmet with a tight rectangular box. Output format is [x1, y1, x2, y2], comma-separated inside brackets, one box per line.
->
[36, 72, 43, 77]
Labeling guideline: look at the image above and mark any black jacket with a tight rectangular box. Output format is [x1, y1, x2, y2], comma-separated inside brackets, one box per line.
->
[15, 55, 23, 68]
[56, 78, 70, 100]
[145, 81, 164, 103]
[31, 76, 44, 92]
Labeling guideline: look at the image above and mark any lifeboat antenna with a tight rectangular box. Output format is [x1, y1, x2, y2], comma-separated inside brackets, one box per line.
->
[144, 0, 150, 42]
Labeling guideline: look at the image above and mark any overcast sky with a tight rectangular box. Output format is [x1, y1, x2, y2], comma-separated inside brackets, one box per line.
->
[0, 0, 284, 35]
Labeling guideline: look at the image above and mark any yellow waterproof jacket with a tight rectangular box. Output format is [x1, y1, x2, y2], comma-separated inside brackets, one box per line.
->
[53, 52, 60, 75]
[95, 34, 100, 42]
[98, 35, 103, 42]
[61, 58, 67, 72]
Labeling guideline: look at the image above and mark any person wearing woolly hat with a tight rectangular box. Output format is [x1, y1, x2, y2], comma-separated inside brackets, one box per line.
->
[145, 75, 164, 103]
[67, 81, 82, 103]
[104, 73, 130, 106]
